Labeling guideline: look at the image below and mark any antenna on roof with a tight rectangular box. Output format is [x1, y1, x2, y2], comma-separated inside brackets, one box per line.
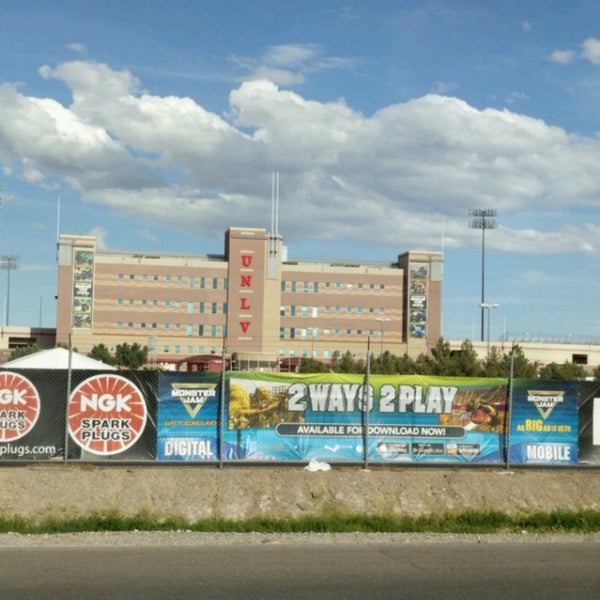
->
[269, 171, 280, 256]
[56, 195, 61, 262]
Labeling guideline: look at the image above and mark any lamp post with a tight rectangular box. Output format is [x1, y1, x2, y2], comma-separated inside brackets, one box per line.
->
[480, 302, 499, 356]
[469, 209, 497, 342]
[375, 317, 390, 357]
[1, 255, 19, 326]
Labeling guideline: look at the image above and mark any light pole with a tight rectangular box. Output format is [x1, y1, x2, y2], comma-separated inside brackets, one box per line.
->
[469, 209, 497, 342]
[375, 317, 390, 357]
[1, 255, 19, 326]
[480, 302, 499, 356]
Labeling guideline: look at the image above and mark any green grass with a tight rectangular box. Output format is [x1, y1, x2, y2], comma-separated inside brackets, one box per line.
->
[1, 509, 600, 535]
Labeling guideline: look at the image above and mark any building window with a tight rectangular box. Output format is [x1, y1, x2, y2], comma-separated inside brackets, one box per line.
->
[164, 323, 170, 330]
[313, 282, 318, 293]
[199, 302, 205, 314]
[174, 346, 180, 353]
[152, 300, 158, 306]
[312, 307, 318, 318]
[163, 346, 169, 353]
[291, 281, 296, 292]
[301, 306, 308, 317]
[290, 328, 295, 339]
[211, 302, 217, 314]
[212, 277, 218, 290]
[176, 276, 182, 283]
[280, 306, 285, 316]
[198, 325, 204, 336]
[165, 275, 171, 282]
[141, 323, 146, 329]
[303, 281, 309, 292]
[152, 323, 157, 329]
[118, 274, 124, 280]
[142, 274, 148, 281]
[187, 325, 193, 336]
[187, 346, 193, 353]
[280, 327, 285, 339]
[281, 281, 286, 292]
[117, 298, 123, 305]
[129, 274, 135, 280]
[116, 321, 123, 328]
[128, 322, 134, 328]
[142, 299, 147, 306]
[188, 302, 194, 313]
[189, 277, 195, 288]
[301, 328, 307, 339]
[224, 278, 228, 290]
[129, 299, 134, 305]
[200, 277, 206, 289]
[223, 303, 228, 314]
[210, 325, 217, 337]
[153, 275, 159, 281]
[165, 300, 171, 307]
[290, 306, 296, 317]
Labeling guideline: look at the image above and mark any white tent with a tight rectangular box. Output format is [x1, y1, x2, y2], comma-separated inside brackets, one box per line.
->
[1, 347, 117, 370]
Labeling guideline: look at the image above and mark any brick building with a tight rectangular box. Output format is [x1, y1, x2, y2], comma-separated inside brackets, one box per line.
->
[56, 228, 443, 369]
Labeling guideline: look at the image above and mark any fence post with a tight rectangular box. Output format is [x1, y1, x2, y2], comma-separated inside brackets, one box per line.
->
[219, 341, 226, 468]
[505, 343, 515, 470]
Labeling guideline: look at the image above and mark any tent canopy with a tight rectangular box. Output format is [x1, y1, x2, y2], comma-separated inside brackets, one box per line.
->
[1, 347, 116, 370]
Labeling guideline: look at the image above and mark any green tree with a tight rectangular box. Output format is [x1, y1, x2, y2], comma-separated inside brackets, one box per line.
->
[481, 345, 505, 377]
[338, 350, 358, 373]
[89, 344, 115, 366]
[297, 357, 329, 373]
[454, 339, 482, 377]
[114, 342, 148, 369]
[593, 364, 600, 381]
[504, 344, 538, 378]
[8, 344, 39, 361]
[395, 353, 417, 374]
[538, 361, 586, 381]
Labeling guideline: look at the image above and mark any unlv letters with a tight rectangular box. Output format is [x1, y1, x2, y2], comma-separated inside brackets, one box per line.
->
[239, 253, 253, 335]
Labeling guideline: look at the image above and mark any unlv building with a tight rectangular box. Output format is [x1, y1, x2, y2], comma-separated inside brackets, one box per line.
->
[56, 228, 442, 368]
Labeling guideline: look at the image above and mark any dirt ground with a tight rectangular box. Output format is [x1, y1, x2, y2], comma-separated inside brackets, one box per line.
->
[0, 464, 599, 521]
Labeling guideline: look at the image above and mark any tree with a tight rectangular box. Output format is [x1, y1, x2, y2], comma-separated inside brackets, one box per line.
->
[538, 361, 586, 381]
[8, 344, 39, 361]
[297, 357, 329, 373]
[89, 344, 115, 366]
[454, 340, 482, 377]
[114, 342, 148, 369]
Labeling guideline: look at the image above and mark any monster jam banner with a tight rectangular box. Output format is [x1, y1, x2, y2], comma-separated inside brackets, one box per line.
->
[0, 369, 157, 461]
[156, 372, 222, 461]
[509, 380, 579, 465]
[224, 373, 509, 464]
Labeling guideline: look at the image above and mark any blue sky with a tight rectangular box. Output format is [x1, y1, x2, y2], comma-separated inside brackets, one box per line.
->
[1, 1, 600, 345]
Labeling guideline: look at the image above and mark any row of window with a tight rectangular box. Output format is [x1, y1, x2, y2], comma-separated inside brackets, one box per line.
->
[115, 299, 385, 317]
[116, 322, 226, 337]
[157, 346, 360, 359]
[281, 305, 386, 317]
[281, 328, 381, 339]
[116, 274, 391, 293]
[281, 281, 388, 292]
[117, 299, 227, 314]
[117, 274, 228, 290]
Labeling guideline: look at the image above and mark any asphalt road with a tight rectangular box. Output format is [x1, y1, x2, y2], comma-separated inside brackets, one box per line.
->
[0, 534, 598, 599]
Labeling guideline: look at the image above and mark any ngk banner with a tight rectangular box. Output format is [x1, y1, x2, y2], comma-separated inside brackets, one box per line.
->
[66, 371, 157, 460]
[223, 373, 509, 464]
[0, 370, 65, 460]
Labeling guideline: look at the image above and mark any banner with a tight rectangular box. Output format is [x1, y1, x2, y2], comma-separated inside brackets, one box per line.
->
[509, 380, 579, 465]
[157, 372, 222, 460]
[222, 373, 509, 464]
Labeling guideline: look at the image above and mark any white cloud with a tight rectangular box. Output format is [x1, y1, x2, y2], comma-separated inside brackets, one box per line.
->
[581, 37, 600, 64]
[521, 20, 531, 32]
[234, 43, 357, 86]
[68, 42, 87, 54]
[549, 49, 576, 64]
[1, 60, 600, 257]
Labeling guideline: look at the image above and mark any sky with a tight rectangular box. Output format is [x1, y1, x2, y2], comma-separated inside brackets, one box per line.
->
[1, 0, 600, 345]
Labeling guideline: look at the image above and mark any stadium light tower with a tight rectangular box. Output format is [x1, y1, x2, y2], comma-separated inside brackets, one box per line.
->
[469, 209, 497, 342]
[1, 255, 19, 326]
